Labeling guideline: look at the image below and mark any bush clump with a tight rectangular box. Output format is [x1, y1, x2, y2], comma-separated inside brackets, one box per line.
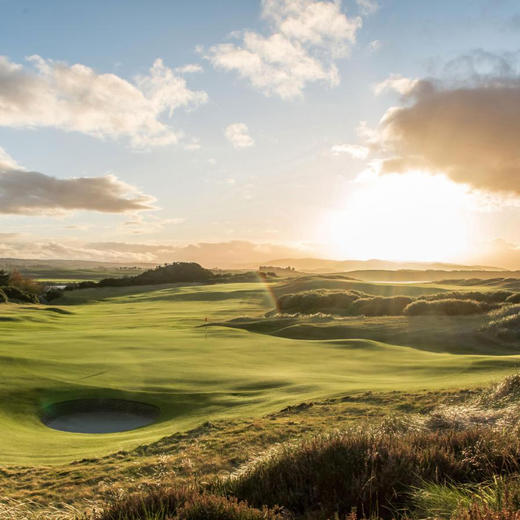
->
[66, 262, 215, 291]
[0, 288, 7, 303]
[7, 269, 43, 295]
[0, 286, 39, 303]
[44, 288, 64, 302]
[426, 291, 513, 304]
[404, 298, 485, 316]
[277, 289, 364, 315]
[351, 295, 413, 316]
[220, 428, 520, 519]
[95, 486, 284, 520]
[482, 305, 520, 340]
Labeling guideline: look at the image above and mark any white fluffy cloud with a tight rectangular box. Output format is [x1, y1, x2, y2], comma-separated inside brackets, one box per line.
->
[0, 146, 20, 170]
[0, 149, 155, 215]
[225, 123, 255, 148]
[207, 0, 361, 99]
[0, 56, 208, 148]
[330, 143, 369, 158]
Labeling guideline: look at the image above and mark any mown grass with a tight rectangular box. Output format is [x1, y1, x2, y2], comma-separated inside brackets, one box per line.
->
[1, 279, 520, 464]
[3, 276, 520, 518]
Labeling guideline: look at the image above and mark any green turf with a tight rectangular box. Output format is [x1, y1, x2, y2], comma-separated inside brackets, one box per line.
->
[1, 280, 520, 465]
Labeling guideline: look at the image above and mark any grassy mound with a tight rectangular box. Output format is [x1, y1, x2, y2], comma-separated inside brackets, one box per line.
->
[423, 291, 514, 303]
[274, 282, 520, 318]
[404, 298, 487, 316]
[482, 305, 520, 340]
[278, 290, 414, 316]
[81, 375, 520, 520]
[94, 487, 284, 520]
[89, 428, 520, 520]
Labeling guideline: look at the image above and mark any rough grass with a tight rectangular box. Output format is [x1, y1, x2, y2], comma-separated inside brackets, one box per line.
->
[64, 374, 520, 520]
[93, 486, 285, 520]
[218, 428, 520, 519]
[483, 305, 520, 340]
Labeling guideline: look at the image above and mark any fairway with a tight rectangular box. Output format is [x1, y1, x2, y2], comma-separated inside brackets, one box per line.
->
[1, 280, 520, 465]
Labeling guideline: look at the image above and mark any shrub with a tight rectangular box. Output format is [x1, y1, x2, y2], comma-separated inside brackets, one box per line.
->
[44, 288, 63, 302]
[404, 299, 484, 316]
[220, 428, 520, 519]
[506, 293, 520, 304]
[94, 486, 284, 520]
[424, 291, 513, 304]
[0, 288, 7, 303]
[8, 269, 42, 295]
[351, 296, 413, 316]
[277, 290, 365, 315]
[0, 270, 9, 285]
[482, 305, 520, 340]
[1, 286, 38, 303]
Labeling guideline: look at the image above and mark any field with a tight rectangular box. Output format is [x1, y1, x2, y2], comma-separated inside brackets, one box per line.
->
[1, 276, 520, 469]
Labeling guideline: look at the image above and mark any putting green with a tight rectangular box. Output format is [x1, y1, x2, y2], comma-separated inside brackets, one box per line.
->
[0, 281, 519, 465]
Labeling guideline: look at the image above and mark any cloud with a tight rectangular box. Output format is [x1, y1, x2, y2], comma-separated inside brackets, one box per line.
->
[467, 238, 520, 270]
[225, 123, 255, 148]
[174, 64, 203, 74]
[207, 0, 361, 99]
[367, 39, 381, 53]
[0, 146, 21, 169]
[356, 0, 379, 16]
[330, 143, 368, 158]
[368, 53, 520, 194]
[0, 238, 313, 267]
[0, 55, 208, 148]
[122, 214, 185, 234]
[0, 154, 155, 215]
[373, 73, 427, 96]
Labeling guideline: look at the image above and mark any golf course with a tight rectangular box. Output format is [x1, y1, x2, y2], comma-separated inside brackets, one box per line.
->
[1, 275, 520, 466]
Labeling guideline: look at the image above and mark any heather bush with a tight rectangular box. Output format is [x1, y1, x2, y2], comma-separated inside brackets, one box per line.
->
[277, 289, 365, 315]
[351, 296, 413, 316]
[219, 428, 520, 519]
[424, 291, 513, 304]
[404, 299, 484, 316]
[482, 305, 520, 340]
[94, 486, 284, 520]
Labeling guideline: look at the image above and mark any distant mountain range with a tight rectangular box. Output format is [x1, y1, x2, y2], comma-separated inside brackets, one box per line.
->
[3, 256, 520, 283]
[262, 257, 500, 273]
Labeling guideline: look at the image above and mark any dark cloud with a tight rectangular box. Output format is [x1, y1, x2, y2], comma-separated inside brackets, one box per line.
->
[376, 66, 520, 194]
[0, 168, 155, 215]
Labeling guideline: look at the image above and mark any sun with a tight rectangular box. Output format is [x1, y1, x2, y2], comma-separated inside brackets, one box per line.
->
[324, 172, 475, 263]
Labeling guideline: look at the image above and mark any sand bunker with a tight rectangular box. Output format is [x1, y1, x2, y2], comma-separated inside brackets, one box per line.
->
[42, 398, 160, 434]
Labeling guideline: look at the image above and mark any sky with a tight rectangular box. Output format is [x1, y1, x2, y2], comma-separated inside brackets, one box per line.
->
[1, 0, 520, 268]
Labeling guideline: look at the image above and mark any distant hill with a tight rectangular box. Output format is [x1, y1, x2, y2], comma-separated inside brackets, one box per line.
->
[0, 258, 154, 282]
[347, 269, 520, 282]
[0, 258, 155, 269]
[264, 257, 500, 273]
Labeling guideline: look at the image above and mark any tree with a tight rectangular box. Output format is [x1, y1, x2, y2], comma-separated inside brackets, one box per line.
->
[0, 270, 9, 285]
